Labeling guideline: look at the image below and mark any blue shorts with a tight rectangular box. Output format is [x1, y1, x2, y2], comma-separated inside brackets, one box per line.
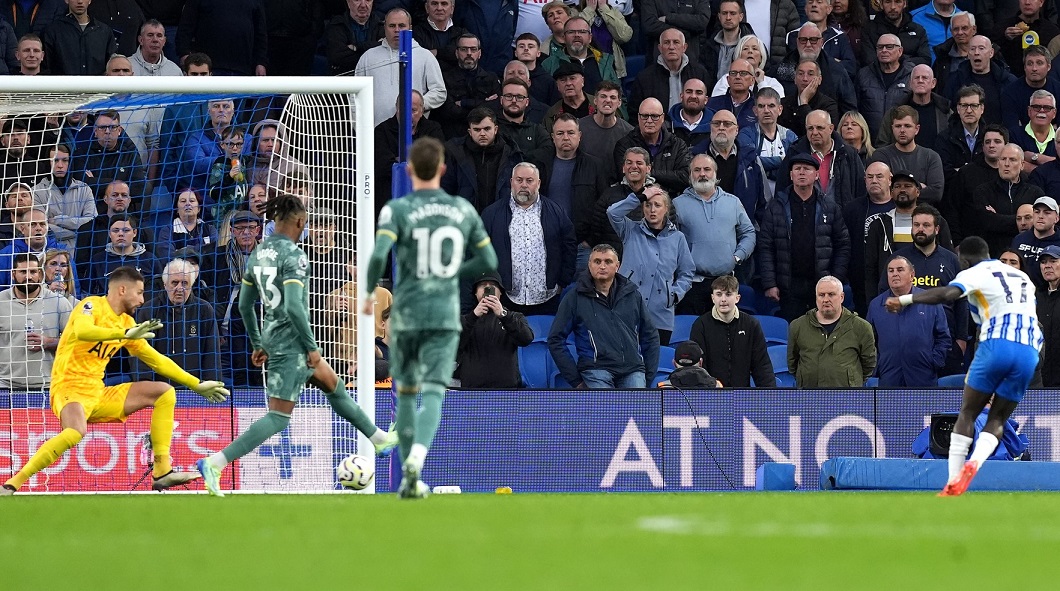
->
[965, 339, 1039, 402]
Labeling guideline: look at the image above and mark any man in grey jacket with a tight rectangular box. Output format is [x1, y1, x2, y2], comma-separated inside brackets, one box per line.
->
[673, 153, 756, 315]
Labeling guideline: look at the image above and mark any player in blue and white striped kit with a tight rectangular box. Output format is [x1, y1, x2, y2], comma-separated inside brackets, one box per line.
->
[886, 236, 1043, 497]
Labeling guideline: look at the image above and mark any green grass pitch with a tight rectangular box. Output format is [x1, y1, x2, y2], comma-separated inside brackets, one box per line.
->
[3, 492, 1060, 589]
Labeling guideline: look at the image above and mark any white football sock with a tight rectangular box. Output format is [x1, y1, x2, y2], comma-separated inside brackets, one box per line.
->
[368, 428, 387, 444]
[948, 433, 973, 481]
[208, 451, 228, 470]
[969, 432, 1000, 465]
[406, 443, 427, 472]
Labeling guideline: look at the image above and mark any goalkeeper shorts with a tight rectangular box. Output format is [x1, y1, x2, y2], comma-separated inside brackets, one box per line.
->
[51, 381, 133, 423]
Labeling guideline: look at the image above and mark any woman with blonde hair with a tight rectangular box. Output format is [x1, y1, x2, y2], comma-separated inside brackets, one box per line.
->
[839, 111, 875, 165]
[43, 248, 79, 305]
[711, 35, 785, 98]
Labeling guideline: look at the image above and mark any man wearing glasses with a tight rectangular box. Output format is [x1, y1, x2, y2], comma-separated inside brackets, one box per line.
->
[938, 84, 987, 183]
[73, 109, 148, 210]
[199, 210, 264, 386]
[773, 22, 856, 116]
[541, 16, 618, 96]
[612, 97, 692, 194]
[495, 79, 551, 158]
[1013, 89, 1059, 174]
[710, 59, 762, 130]
[856, 34, 915, 134]
[1001, 46, 1060, 137]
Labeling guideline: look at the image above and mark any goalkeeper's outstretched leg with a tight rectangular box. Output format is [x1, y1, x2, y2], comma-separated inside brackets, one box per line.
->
[2, 381, 200, 495]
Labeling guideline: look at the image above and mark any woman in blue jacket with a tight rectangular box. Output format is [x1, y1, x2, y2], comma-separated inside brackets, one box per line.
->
[607, 186, 695, 345]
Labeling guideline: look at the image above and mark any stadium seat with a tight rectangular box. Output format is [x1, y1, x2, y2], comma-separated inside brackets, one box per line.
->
[757, 315, 789, 346]
[518, 342, 553, 388]
[775, 371, 797, 387]
[670, 315, 696, 344]
[622, 54, 646, 97]
[737, 284, 758, 314]
[653, 370, 671, 387]
[659, 345, 676, 371]
[843, 284, 855, 310]
[864, 377, 879, 387]
[525, 315, 555, 343]
[938, 374, 967, 388]
[767, 344, 788, 374]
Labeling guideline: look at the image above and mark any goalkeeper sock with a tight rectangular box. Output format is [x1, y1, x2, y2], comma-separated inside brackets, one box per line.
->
[948, 433, 973, 481]
[396, 393, 416, 463]
[413, 385, 446, 450]
[325, 381, 383, 442]
[6, 428, 83, 490]
[150, 387, 177, 478]
[220, 410, 291, 464]
[969, 432, 1000, 466]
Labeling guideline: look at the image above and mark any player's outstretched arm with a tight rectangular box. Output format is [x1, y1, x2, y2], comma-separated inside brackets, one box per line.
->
[885, 285, 963, 312]
[126, 339, 226, 402]
[237, 278, 264, 352]
[67, 308, 139, 342]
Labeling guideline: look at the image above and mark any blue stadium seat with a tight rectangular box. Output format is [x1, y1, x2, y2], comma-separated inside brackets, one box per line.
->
[756, 315, 789, 346]
[843, 284, 855, 310]
[524, 315, 555, 343]
[670, 315, 697, 345]
[738, 284, 758, 314]
[659, 345, 676, 372]
[864, 377, 879, 387]
[775, 371, 797, 387]
[518, 342, 553, 388]
[938, 374, 967, 388]
[622, 54, 646, 97]
[767, 344, 788, 374]
[653, 370, 671, 387]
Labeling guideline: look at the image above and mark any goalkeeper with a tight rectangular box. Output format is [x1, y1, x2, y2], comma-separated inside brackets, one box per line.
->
[1, 267, 229, 495]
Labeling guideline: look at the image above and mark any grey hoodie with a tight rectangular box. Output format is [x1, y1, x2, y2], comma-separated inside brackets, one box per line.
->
[672, 185, 756, 277]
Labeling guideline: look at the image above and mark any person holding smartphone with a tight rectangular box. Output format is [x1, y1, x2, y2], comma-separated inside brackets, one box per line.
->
[455, 271, 534, 388]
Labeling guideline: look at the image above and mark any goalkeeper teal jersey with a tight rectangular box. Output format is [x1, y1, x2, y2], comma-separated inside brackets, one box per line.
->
[377, 189, 490, 332]
[242, 233, 318, 353]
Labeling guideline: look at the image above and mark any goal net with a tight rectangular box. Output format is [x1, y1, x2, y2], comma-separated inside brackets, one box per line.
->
[0, 76, 381, 494]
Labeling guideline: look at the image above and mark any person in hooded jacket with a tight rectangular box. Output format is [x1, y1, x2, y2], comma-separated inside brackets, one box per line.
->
[455, 270, 534, 388]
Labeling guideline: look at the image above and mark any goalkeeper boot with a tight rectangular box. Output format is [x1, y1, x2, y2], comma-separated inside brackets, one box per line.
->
[196, 459, 225, 498]
[938, 460, 980, 497]
[0, 484, 15, 496]
[152, 470, 201, 491]
[373, 424, 399, 457]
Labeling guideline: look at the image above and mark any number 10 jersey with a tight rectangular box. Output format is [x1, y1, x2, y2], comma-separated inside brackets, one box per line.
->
[377, 189, 491, 332]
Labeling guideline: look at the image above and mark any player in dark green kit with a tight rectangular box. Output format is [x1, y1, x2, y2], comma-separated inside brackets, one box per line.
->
[363, 137, 497, 499]
[196, 193, 397, 497]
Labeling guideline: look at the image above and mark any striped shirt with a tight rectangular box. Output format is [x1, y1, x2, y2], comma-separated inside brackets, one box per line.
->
[951, 260, 1044, 349]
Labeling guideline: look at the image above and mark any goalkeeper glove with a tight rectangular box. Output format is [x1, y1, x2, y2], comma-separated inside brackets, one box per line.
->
[192, 380, 230, 403]
[125, 318, 163, 340]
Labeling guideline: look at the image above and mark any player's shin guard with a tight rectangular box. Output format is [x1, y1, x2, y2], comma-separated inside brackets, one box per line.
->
[221, 410, 291, 463]
[326, 381, 378, 437]
[5, 428, 83, 490]
[414, 385, 446, 450]
[150, 387, 177, 478]
[396, 393, 416, 463]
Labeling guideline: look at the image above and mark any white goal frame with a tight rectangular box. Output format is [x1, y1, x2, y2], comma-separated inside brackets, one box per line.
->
[0, 76, 379, 492]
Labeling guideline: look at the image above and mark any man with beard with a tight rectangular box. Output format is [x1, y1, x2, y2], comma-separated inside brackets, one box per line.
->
[0, 118, 42, 190]
[1011, 196, 1060, 290]
[0, 207, 74, 290]
[435, 33, 501, 140]
[0, 252, 73, 390]
[894, 203, 968, 375]
[491, 60, 550, 125]
[541, 16, 619, 96]
[971, 142, 1044, 255]
[868, 106, 945, 206]
[667, 78, 711, 148]
[673, 153, 756, 316]
[441, 107, 518, 213]
[788, 275, 876, 387]
[612, 97, 692, 196]
[578, 81, 633, 182]
[864, 170, 953, 302]
[867, 255, 950, 387]
[698, 109, 769, 223]
[480, 162, 576, 315]
[530, 114, 608, 270]
[496, 79, 552, 161]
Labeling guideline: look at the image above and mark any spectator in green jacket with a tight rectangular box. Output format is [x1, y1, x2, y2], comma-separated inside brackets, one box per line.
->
[788, 275, 877, 387]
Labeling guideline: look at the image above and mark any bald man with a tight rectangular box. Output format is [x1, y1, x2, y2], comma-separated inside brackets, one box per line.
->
[877, 64, 950, 148]
[612, 97, 693, 194]
[856, 33, 915, 133]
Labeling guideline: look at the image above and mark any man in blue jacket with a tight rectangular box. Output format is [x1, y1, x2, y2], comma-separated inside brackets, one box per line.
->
[0, 207, 77, 290]
[548, 244, 660, 389]
[868, 254, 950, 387]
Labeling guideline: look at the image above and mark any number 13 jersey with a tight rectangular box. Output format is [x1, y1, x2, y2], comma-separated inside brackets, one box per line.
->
[377, 189, 491, 332]
[242, 233, 318, 353]
[951, 259, 1043, 349]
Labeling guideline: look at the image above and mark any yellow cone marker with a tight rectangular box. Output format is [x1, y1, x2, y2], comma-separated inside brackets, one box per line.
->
[495, 486, 512, 494]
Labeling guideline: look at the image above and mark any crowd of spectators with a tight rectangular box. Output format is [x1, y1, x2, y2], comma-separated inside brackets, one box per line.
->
[7, 0, 1060, 391]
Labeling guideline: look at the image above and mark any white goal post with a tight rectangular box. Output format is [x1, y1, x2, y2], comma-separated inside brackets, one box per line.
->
[0, 76, 381, 494]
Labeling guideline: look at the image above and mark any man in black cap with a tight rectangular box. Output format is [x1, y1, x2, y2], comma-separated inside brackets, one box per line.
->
[1037, 244, 1060, 386]
[658, 341, 721, 388]
[759, 152, 851, 320]
[864, 170, 954, 302]
[543, 60, 594, 131]
[455, 271, 534, 388]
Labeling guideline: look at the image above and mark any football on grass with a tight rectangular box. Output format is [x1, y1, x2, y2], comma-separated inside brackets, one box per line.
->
[336, 455, 375, 490]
